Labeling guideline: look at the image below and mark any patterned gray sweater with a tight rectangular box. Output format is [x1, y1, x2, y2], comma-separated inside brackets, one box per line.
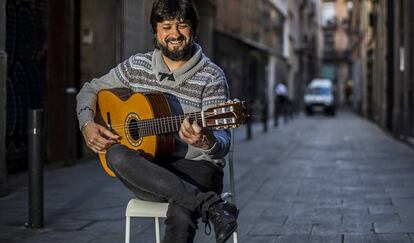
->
[76, 44, 231, 166]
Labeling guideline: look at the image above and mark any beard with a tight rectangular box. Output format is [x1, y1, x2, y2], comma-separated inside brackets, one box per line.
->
[156, 35, 194, 61]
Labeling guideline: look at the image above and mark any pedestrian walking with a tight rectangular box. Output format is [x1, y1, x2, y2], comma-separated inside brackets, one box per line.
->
[274, 81, 290, 126]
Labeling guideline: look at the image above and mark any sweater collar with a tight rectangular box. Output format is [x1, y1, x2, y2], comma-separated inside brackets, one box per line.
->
[152, 43, 207, 87]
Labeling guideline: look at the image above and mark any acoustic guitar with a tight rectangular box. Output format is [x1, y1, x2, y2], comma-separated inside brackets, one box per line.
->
[96, 88, 248, 177]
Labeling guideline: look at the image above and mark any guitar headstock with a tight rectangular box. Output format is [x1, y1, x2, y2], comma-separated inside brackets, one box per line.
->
[203, 99, 249, 129]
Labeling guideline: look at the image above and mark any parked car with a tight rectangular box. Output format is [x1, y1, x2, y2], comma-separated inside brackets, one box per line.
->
[304, 79, 336, 116]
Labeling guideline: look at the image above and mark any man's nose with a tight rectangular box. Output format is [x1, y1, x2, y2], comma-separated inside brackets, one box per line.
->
[170, 25, 182, 38]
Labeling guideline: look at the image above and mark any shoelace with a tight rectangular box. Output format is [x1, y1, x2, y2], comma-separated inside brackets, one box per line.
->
[202, 206, 212, 235]
[200, 196, 223, 235]
[204, 221, 212, 235]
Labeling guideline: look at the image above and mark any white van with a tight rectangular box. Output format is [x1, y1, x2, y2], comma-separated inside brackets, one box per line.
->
[304, 79, 336, 116]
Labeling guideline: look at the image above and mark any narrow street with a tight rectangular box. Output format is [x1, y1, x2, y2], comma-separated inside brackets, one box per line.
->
[1, 0, 414, 242]
[1, 110, 414, 243]
[231, 111, 414, 243]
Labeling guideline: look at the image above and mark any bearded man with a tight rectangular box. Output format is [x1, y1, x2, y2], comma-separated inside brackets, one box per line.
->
[76, 0, 238, 242]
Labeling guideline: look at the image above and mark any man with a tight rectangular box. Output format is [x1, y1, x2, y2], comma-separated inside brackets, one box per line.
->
[274, 81, 289, 126]
[76, 0, 238, 242]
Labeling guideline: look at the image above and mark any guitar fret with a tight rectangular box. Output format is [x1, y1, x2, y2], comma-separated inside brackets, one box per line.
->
[154, 118, 157, 135]
[147, 119, 150, 136]
[160, 118, 165, 133]
[163, 117, 167, 134]
[150, 119, 154, 136]
[134, 111, 205, 137]
[155, 118, 159, 135]
[155, 118, 158, 135]
[162, 118, 165, 134]
[160, 117, 164, 134]
[159, 118, 163, 134]
[169, 116, 173, 133]
[174, 116, 179, 132]
[144, 120, 148, 136]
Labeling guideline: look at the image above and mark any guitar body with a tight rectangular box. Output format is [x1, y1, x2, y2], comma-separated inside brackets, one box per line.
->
[96, 89, 174, 177]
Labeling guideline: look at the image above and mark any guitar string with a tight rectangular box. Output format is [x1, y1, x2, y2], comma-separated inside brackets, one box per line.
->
[107, 113, 203, 129]
[111, 114, 205, 137]
[107, 113, 200, 128]
[111, 115, 203, 132]
[98, 92, 236, 129]
[98, 93, 237, 129]
[101, 107, 235, 130]
[106, 113, 205, 136]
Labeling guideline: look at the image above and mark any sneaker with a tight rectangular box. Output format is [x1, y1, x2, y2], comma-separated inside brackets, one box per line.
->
[208, 201, 239, 243]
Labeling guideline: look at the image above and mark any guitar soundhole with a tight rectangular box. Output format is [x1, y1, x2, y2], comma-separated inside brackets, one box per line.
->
[128, 118, 140, 141]
[125, 113, 142, 147]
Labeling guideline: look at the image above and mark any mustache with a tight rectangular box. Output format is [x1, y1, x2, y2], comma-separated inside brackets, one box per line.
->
[165, 36, 186, 43]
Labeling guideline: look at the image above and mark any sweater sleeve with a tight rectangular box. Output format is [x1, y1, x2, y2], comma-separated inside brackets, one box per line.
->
[76, 61, 130, 129]
[193, 72, 231, 159]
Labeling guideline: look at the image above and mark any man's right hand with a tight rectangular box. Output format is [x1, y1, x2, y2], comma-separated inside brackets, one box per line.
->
[81, 122, 120, 153]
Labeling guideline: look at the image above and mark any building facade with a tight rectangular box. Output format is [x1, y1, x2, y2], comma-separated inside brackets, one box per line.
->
[291, 0, 322, 110]
[350, 0, 414, 143]
[321, 0, 352, 105]
[215, 0, 321, 118]
[214, 0, 287, 120]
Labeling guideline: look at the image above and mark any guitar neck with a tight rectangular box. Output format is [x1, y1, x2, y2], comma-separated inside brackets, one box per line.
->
[132, 112, 204, 137]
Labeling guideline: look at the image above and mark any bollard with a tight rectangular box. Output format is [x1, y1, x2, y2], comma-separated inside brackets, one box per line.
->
[261, 100, 268, 133]
[246, 100, 252, 140]
[27, 109, 44, 228]
[246, 122, 252, 140]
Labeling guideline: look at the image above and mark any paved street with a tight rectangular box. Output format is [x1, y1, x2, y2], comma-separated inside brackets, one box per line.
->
[1, 111, 414, 243]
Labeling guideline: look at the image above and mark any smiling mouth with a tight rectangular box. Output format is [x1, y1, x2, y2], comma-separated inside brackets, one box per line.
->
[168, 40, 183, 46]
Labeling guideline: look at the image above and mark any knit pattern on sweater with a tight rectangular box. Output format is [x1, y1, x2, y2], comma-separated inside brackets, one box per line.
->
[115, 52, 229, 109]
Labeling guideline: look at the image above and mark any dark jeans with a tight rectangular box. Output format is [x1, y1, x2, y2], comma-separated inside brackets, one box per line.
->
[106, 144, 224, 243]
[275, 95, 292, 126]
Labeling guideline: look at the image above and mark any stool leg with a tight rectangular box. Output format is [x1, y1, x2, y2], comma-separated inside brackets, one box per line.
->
[125, 216, 130, 243]
[232, 231, 238, 243]
[155, 217, 161, 243]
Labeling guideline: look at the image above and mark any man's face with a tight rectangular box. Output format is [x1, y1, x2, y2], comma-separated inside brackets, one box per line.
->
[155, 19, 194, 61]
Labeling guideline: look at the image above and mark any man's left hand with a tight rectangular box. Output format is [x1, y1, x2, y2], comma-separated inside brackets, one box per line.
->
[179, 117, 216, 150]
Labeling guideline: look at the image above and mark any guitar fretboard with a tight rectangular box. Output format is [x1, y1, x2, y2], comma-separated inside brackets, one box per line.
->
[125, 112, 203, 138]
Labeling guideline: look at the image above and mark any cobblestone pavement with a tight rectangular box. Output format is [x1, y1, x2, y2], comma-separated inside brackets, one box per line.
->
[1, 111, 414, 243]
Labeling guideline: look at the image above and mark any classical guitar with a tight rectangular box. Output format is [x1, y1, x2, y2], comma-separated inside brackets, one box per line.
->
[96, 88, 248, 177]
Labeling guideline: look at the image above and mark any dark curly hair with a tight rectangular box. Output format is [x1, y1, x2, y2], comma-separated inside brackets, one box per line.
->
[150, 0, 199, 36]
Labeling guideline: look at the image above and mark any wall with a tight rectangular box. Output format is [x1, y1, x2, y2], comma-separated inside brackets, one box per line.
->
[122, 0, 153, 58]
[0, 0, 8, 196]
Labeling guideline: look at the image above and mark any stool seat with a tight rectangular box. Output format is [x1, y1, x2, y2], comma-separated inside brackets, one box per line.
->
[126, 199, 168, 218]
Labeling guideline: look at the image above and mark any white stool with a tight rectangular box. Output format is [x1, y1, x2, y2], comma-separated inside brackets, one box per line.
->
[125, 197, 238, 243]
[125, 199, 168, 243]
[125, 131, 238, 243]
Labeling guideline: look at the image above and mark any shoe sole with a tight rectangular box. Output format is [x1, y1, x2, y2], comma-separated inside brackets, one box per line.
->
[218, 209, 239, 243]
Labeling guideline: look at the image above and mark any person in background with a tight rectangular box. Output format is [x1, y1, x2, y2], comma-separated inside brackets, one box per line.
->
[274, 81, 289, 126]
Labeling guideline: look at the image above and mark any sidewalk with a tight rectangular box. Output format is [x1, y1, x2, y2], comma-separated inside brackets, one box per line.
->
[2, 111, 414, 242]
[0, 118, 268, 243]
